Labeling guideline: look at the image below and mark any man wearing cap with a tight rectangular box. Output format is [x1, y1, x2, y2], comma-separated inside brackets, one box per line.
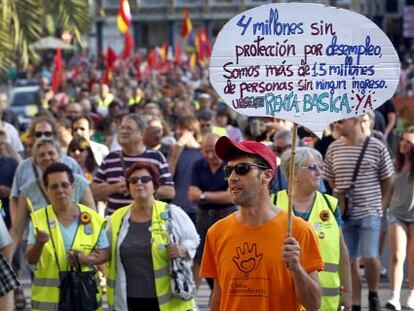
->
[200, 136, 324, 311]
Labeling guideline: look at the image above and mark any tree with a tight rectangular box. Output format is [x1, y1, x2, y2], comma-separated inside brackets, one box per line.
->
[0, 0, 91, 72]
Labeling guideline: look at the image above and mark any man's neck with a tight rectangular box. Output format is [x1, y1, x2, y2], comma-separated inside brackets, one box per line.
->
[237, 199, 278, 226]
[122, 144, 146, 156]
[343, 130, 366, 145]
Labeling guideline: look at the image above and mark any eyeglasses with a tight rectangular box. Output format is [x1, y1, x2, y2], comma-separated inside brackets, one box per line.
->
[48, 182, 72, 190]
[73, 127, 86, 132]
[70, 148, 86, 153]
[128, 176, 153, 184]
[274, 145, 291, 154]
[301, 164, 322, 172]
[120, 126, 140, 132]
[222, 163, 269, 179]
[35, 131, 53, 138]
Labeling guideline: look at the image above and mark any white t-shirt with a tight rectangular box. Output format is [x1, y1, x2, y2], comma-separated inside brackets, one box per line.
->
[2, 121, 24, 153]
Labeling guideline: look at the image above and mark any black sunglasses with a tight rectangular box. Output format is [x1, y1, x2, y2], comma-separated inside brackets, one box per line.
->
[35, 131, 53, 138]
[301, 164, 322, 172]
[222, 163, 269, 179]
[128, 176, 153, 184]
[70, 148, 86, 153]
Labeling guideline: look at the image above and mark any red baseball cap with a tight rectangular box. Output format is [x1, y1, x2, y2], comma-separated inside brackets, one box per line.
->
[215, 136, 276, 174]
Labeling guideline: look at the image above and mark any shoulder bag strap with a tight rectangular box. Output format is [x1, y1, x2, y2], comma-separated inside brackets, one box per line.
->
[321, 193, 334, 214]
[119, 152, 127, 175]
[36, 178, 51, 205]
[32, 163, 39, 179]
[350, 136, 370, 187]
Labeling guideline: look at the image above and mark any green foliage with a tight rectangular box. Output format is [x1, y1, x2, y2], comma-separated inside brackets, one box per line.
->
[0, 0, 91, 72]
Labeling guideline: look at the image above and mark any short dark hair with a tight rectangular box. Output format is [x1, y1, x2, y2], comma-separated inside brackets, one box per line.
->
[124, 113, 147, 132]
[42, 162, 75, 188]
[196, 109, 214, 121]
[72, 114, 93, 130]
[125, 162, 160, 190]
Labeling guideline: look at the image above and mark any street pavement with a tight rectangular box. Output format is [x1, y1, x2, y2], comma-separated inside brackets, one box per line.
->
[17, 272, 412, 310]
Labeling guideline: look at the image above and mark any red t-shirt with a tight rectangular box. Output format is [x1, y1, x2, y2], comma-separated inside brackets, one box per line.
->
[200, 210, 324, 311]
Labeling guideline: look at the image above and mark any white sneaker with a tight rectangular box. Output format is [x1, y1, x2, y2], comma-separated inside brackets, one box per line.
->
[407, 295, 414, 310]
[385, 299, 401, 310]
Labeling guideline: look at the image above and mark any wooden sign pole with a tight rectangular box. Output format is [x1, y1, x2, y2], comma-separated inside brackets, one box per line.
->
[287, 123, 298, 236]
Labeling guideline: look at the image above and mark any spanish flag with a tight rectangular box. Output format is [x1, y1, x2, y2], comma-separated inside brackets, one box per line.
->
[180, 8, 192, 38]
[160, 42, 168, 64]
[117, 0, 131, 34]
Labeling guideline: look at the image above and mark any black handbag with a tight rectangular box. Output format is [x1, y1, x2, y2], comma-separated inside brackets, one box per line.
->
[334, 137, 370, 220]
[58, 255, 98, 311]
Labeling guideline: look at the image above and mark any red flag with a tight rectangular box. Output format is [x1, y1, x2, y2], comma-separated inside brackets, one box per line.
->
[147, 49, 157, 70]
[160, 42, 168, 64]
[180, 8, 192, 38]
[51, 48, 63, 92]
[107, 46, 117, 66]
[102, 46, 117, 84]
[196, 29, 204, 61]
[175, 42, 182, 65]
[201, 27, 211, 58]
[122, 30, 134, 59]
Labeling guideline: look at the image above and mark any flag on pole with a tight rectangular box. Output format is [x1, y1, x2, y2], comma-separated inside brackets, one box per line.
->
[103, 46, 117, 84]
[117, 0, 131, 34]
[51, 48, 63, 92]
[189, 52, 197, 70]
[175, 42, 182, 65]
[180, 8, 192, 38]
[122, 30, 134, 59]
[160, 42, 168, 64]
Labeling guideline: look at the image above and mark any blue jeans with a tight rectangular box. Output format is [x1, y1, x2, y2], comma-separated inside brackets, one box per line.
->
[342, 215, 381, 260]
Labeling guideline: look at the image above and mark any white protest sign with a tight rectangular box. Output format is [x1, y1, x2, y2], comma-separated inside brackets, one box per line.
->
[209, 3, 400, 137]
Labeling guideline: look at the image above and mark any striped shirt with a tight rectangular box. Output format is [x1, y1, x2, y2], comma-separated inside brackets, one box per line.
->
[323, 137, 393, 219]
[93, 149, 174, 213]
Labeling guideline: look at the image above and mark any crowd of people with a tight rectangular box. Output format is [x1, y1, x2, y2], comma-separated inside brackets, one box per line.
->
[0, 53, 412, 311]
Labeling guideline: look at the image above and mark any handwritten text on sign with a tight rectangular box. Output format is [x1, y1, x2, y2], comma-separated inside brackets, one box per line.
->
[209, 3, 400, 136]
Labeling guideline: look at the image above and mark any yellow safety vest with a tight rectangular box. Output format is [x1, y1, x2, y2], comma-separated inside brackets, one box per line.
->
[276, 190, 341, 311]
[128, 96, 142, 106]
[212, 126, 226, 137]
[107, 201, 195, 311]
[97, 93, 114, 107]
[31, 204, 105, 311]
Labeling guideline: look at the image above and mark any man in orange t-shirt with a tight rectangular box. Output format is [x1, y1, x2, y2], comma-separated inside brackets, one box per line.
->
[200, 136, 324, 311]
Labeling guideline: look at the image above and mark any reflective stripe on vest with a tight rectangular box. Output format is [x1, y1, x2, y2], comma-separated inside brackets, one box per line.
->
[98, 93, 114, 107]
[276, 190, 341, 311]
[107, 201, 195, 311]
[31, 204, 105, 311]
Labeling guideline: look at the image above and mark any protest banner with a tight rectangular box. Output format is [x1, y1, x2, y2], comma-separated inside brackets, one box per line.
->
[209, 3, 400, 137]
[209, 3, 401, 234]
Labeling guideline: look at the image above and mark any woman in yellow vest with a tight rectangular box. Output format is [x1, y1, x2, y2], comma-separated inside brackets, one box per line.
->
[277, 147, 352, 311]
[26, 162, 110, 311]
[107, 162, 199, 311]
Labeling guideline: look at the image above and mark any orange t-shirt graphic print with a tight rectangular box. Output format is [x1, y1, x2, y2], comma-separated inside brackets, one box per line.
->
[200, 211, 323, 311]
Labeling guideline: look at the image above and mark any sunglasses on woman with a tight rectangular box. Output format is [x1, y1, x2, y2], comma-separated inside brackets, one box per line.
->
[70, 148, 86, 153]
[222, 163, 269, 179]
[301, 164, 322, 172]
[35, 131, 53, 138]
[128, 176, 153, 184]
